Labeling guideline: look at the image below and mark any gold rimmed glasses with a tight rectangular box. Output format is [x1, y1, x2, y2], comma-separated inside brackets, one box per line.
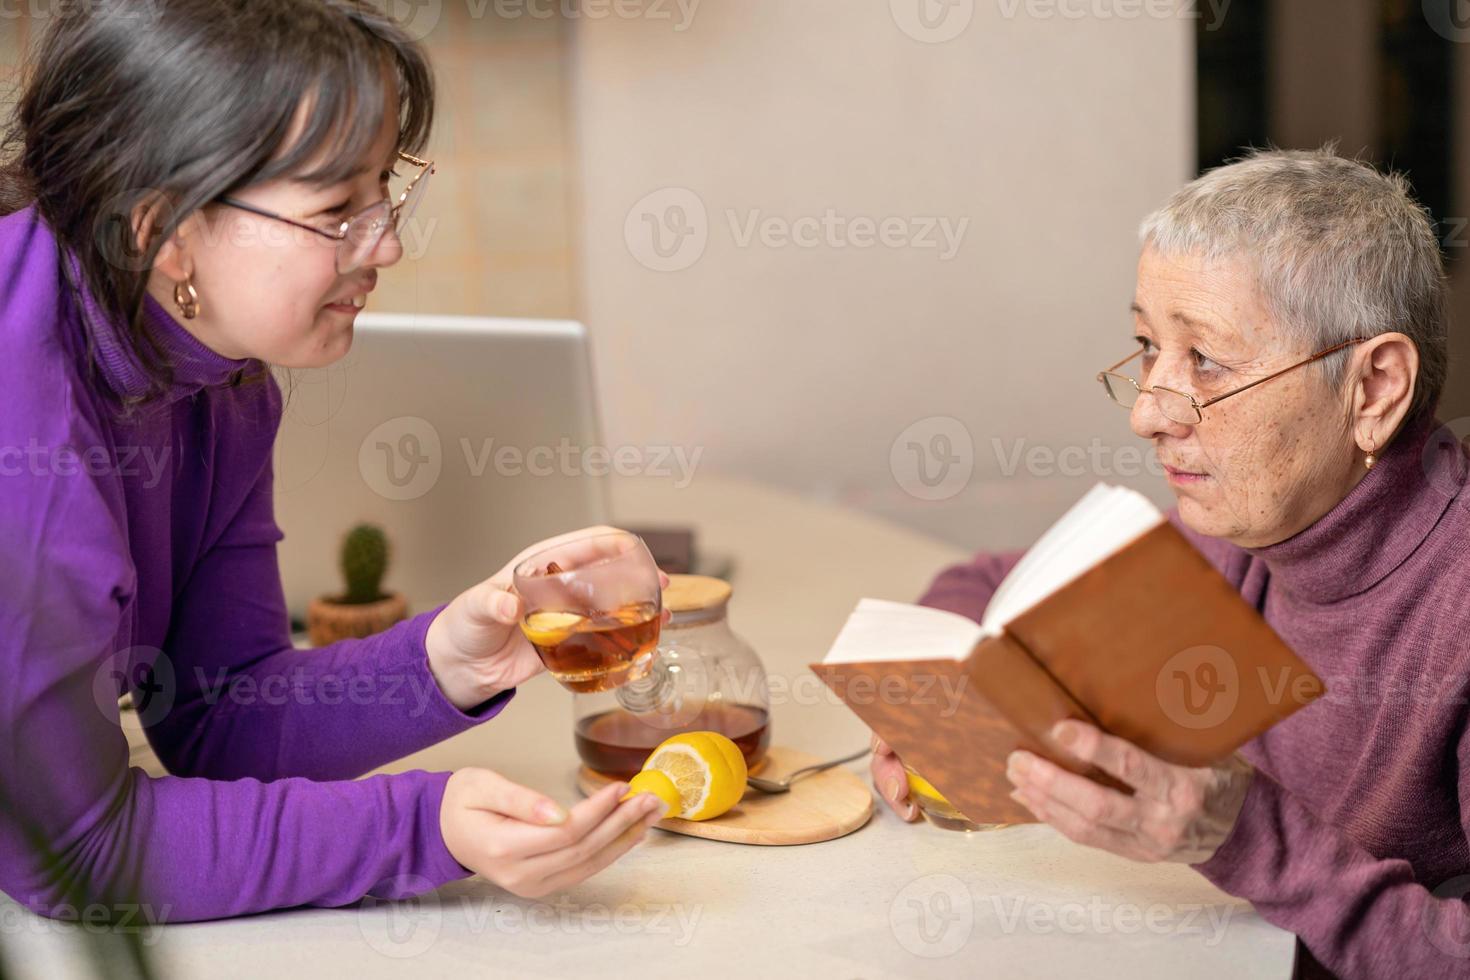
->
[216, 150, 435, 274]
[1097, 337, 1369, 425]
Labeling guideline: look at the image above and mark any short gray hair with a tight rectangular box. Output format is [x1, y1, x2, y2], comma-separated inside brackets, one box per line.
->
[1139, 147, 1448, 423]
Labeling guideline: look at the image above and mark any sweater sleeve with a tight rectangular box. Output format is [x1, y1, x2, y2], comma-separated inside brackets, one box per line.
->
[1190, 758, 1470, 977]
[0, 395, 471, 922]
[917, 547, 1025, 621]
[147, 427, 513, 782]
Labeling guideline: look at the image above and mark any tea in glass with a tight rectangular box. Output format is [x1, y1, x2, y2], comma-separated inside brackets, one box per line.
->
[521, 601, 661, 693]
[513, 531, 664, 695]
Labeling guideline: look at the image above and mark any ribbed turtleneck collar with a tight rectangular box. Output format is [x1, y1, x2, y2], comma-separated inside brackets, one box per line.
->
[1245, 411, 1467, 604]
[76, 257, 253, 403]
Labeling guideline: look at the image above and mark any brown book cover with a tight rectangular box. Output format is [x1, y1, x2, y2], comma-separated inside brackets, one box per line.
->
[810, 504, 1325, 826]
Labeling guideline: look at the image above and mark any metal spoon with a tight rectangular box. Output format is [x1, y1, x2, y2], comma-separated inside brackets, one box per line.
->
[746, 747, 872, 794]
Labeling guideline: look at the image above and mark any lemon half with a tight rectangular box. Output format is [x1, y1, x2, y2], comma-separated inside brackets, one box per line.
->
[637, 731, 748, 821]
[622, 769, 682, 817]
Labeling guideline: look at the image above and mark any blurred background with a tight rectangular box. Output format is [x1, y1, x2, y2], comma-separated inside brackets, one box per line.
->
[2, 0, 1467, 554]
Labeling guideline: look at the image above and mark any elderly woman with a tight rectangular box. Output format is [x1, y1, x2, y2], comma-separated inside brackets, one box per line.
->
[873, 148, 1470, 979]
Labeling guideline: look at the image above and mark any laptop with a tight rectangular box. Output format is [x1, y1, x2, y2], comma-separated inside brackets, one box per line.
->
[271, 313, 610, 620]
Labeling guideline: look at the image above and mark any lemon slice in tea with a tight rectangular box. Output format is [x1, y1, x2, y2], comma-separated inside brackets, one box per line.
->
[520, 610, 586, 647]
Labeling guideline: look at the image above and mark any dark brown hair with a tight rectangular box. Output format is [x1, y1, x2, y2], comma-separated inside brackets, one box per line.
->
[0, 0, 434, 402]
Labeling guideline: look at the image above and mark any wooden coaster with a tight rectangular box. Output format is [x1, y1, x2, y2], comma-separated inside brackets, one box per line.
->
[577, 745, 873, 846]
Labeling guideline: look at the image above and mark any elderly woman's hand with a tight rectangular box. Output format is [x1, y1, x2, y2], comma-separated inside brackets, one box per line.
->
[1006, 719, 1253, 863]
[870, 734, 920, 821]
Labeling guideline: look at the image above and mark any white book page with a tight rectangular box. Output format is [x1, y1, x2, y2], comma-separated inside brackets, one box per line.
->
[820, 598, 984, 664]
[818, 484, 1163, 667]
[980, 483, 1163, 633]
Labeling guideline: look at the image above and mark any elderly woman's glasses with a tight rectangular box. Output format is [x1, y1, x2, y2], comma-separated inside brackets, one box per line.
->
[1097, 337, 1369, 425]
[215, 151, 435, 274]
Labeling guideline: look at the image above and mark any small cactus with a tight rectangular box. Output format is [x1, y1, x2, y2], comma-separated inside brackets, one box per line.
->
[340, 523, 389, 604]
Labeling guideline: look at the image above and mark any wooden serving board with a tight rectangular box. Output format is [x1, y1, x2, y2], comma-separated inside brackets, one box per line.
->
[577, 745, 873, 846]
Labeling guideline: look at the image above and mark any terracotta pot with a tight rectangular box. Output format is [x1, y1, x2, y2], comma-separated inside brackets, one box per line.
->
[306, 593, 409, 647]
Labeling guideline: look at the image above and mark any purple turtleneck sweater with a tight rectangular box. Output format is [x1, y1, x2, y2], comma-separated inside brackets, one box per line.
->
[0, 206, 513, 921]
[920, 410, 1470, 978]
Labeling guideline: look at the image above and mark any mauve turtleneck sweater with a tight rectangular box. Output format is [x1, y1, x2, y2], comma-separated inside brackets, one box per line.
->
[919, 409, 1470, 979]
[0, 206, 506, 921]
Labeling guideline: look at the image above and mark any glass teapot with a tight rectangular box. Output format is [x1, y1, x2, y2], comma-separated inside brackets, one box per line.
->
[573, 575, 772, 779]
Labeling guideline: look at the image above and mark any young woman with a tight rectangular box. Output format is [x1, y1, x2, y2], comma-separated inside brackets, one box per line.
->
[0, 0, 667, 922]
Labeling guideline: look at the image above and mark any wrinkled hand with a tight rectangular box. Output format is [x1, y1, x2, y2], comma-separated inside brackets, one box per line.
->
[424, 526, 669, 711]
[870, 734, 920, 822]
[440, 768, 668, 899]
[1005, 719, 1253, 863]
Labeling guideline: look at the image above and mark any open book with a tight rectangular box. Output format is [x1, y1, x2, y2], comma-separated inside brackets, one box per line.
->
[810, 483, 1325, 825]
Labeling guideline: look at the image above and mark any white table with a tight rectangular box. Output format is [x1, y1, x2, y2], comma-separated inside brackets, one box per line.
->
[2, 474, 1294, 978]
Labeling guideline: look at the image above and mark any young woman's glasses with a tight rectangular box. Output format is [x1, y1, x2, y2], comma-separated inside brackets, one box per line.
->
[215, 151, 435, 274]
[1097, 337, 1369, 425]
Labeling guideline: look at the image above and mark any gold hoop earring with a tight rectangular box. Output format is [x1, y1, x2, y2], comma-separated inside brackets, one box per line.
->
[1363, 435, 1376, 471]
[174, 277, 200, 320]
